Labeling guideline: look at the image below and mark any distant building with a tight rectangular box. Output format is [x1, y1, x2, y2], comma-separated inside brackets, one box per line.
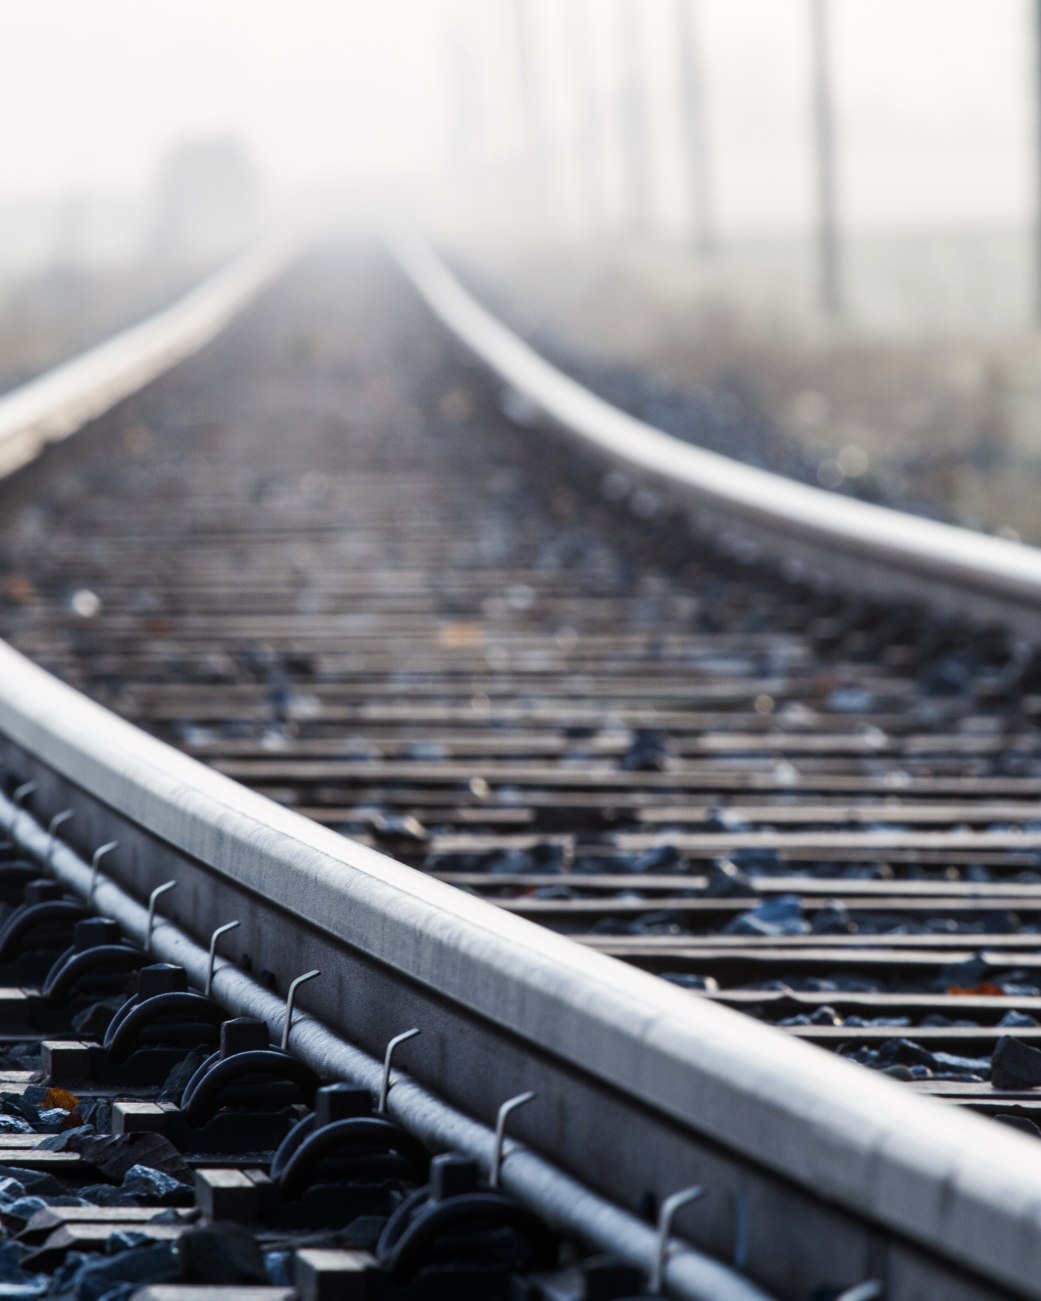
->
[146, 137, 262, 262]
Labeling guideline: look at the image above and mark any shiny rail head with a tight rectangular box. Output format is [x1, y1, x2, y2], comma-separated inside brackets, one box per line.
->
[0, 241, 1039, 1298]
[0, 238, 292, 484]
[2, 639, 1041, 1297]
[390, 227, 1041, 637]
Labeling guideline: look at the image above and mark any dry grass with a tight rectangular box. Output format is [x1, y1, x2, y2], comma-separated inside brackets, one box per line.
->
[462, 239, 1041, 543]
[0, 258, 209, 394]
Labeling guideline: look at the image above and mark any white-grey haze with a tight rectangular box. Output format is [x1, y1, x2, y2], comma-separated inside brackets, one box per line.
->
[0, 0, 1035, 266]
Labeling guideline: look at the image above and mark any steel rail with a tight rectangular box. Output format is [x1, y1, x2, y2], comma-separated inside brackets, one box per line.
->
[391, 229, 1041, 638]
[0, 238, 289, 480]
[0, 244, 1037, 1296]
[2, 624, 1041, 1295]
[0, 751, 763, 1301]
[0, 263, 763, 1296]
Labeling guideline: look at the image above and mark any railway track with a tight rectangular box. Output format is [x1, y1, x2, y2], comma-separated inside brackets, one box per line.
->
[0, 239, 1040, 1299]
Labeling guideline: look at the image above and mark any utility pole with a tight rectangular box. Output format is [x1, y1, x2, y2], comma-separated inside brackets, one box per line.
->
[618, 0, 652, 236]
[564, 2, 610, 232]
[809, 0, 841, 317]
[674, 0, 715, 254]
[512, 0, 547, 229]
[1034, 0, 1041, 326]
[447, 22, 479, 175]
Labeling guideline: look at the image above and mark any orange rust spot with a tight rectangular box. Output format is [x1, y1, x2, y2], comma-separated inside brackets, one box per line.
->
[42, 1087, 80, 1114]
[437, 622, 486, 650]
[140, 616, 175, 638]
[2, 575, 35, 605]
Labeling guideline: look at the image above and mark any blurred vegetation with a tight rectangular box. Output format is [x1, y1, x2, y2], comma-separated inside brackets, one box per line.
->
[0, 258, 210, 395]
[467, 242, 1041, 545]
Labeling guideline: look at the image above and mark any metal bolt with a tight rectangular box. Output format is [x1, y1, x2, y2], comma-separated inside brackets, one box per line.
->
[205, 920, 241, 997]
[10, 782, 37, 836]
[89, 841, 119, 899]
[281, 969, 320, 1050]
[145, 881, 177, 952]
[46, 809, 75, 866]
[490, 1091, 536, 1190]
[379, 1027, 420, 1112]
[651, 1186, 706, 1294]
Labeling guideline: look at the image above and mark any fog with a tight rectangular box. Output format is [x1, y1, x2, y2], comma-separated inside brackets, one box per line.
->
[0, 1, 1036, 261]
[1, 6, 1040, 548]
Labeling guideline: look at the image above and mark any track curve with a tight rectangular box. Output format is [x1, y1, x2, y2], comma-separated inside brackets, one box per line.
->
[0, 241, 1040, 1299]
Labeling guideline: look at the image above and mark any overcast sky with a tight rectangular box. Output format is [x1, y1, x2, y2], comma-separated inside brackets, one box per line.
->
[0, 1, 1035, 232]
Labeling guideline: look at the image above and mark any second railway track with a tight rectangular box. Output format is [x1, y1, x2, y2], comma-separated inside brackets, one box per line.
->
[2, 239, 1041, 1298]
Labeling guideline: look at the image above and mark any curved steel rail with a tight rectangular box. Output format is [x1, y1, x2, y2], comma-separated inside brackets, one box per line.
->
[5, 641, 1041, 1300]
[0, 239, 289, 479]
[0, 243, 1038, 1299]
[392, 229, 1041, 639]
